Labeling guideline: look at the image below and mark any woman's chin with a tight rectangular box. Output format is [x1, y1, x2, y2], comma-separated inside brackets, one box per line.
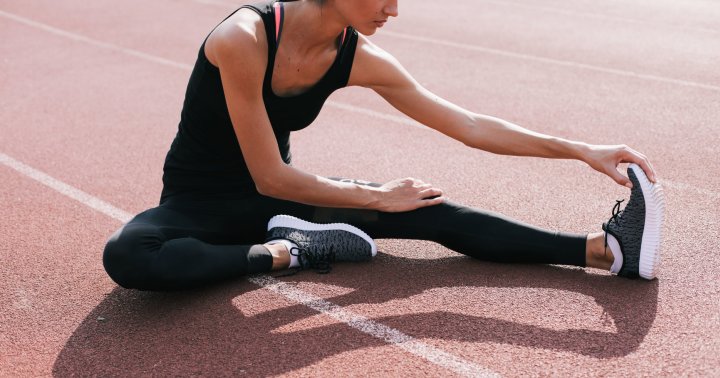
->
[356, 27, 378, 36]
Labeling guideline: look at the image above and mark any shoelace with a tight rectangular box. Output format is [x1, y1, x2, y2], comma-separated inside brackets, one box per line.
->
[294, 245, 335, 274]
[274, 245, 336, 277]
[603, 199, 625, 254]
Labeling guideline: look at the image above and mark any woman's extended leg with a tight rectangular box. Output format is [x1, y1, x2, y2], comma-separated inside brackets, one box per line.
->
[254, 178, 592, 268]
[309, 200, 587, 266]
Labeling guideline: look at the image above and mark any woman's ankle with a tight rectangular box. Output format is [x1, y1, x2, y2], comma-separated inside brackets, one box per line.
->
[265, 243, 291, 270]
[585, 232, 613, 270]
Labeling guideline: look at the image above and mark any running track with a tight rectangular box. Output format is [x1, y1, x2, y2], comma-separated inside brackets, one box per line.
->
[2, 0, 719, 376]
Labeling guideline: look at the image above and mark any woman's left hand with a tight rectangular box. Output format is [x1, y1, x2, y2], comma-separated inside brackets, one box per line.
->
[582, 144, 658, 188]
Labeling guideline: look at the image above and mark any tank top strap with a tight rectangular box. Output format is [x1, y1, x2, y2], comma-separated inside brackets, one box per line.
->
[333, 27, 359, 88]
[240, 1, 278, 52]
[237, 1, 280, 94]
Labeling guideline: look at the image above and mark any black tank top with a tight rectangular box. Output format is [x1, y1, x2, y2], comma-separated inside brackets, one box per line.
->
[160, 0, 358, 202]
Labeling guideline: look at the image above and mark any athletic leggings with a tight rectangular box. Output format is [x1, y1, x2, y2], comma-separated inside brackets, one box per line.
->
[103, 178, 587, 291]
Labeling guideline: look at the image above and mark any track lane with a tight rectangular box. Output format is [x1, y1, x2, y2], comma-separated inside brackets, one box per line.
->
[0, 165, 118, 377]
[2, 0, 719, 376]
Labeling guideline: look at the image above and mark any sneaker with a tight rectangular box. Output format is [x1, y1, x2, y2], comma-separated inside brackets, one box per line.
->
[602, 164, 665, 279]
[265, 214, 377, 274]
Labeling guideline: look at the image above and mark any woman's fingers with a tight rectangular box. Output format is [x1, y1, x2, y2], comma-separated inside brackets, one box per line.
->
[418, 187, 443, 199]
[418, 196, 445, 207]
[379, 177, 446, 212]
[608, 166, 633, 188]
[623, 147, 657, 183]
[589, 144, 659, 188]
[637, 159, 657, 183]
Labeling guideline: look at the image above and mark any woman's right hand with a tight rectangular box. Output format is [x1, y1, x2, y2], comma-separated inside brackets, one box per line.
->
[372, 177, 445, 212]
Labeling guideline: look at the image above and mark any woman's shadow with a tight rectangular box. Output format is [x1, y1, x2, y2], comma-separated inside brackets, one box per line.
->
[52, 253, 658, 376]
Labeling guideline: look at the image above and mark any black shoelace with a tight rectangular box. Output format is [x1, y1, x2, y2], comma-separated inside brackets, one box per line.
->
[603, 199, 625, 254]
[274, 245, 336, 277]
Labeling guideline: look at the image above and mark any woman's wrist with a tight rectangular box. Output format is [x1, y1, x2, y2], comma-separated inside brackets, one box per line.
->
[362, 186, 385, 211]
[555, 139, 591, 162]
[571, 141, 592, 162]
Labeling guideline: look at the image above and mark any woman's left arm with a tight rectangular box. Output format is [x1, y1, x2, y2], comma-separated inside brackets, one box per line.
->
[348, 36, 657, 188]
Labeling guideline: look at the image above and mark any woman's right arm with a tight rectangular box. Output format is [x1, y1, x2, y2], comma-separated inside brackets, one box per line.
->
[205, 12, 443, 212]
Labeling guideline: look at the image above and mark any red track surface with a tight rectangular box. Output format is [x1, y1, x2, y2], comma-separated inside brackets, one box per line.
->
[2, 0, 719, 376]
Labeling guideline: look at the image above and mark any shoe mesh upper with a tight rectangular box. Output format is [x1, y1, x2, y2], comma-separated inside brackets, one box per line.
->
[266, 226, 373, 270]
[604, 168, 646, 278]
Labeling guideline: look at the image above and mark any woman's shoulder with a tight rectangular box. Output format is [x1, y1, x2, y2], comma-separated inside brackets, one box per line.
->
[347, 33, 404, 87]
[204, 8, 268, 68]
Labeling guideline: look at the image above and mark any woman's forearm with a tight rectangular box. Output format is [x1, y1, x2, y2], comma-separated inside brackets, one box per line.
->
[258, 165, 383, 209]
[465, 114, 589, 161]
[259, 165, 446, 212]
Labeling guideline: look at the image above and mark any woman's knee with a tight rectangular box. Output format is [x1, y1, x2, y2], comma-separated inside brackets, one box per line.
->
[102, 222, 163, 289]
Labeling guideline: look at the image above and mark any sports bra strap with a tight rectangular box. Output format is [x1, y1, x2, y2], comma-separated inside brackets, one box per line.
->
[273, 2, 284, 45]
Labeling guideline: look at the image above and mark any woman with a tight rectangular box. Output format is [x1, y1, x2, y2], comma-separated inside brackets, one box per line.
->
[103, 0, 664, 291]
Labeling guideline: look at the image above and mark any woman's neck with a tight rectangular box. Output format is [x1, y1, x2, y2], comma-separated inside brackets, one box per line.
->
[282, 0, 348, 54]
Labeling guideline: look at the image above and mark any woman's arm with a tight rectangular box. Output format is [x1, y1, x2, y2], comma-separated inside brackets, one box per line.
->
[205, 12, 443, 211]
[349, 35, 657, 187]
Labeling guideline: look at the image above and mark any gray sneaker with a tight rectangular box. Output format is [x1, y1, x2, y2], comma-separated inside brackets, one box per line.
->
[266, 215, 377, 274]
[602, 164, 665, 279]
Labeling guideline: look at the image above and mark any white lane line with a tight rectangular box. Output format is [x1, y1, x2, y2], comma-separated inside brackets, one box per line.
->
[379, 31, 720, 93]
[194, 0, 720, 36]
[481, 0, 719, 35]
[187, 0, 247, 8]
[0, 10, 192, 71]
[185, 0, 720, 92]
[0, 9, 425, 131]
[326, 100, 427, 130]
[0, 152, 134, 223]
[662, 179, 720, 200]
[1, 152, 500, 377]
[189, 0, 236, 7]
[250, 275, 499, 378]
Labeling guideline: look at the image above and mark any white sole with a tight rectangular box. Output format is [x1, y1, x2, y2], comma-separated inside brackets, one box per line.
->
[629, 164, 665, 279]
[267, 214, 377, 257]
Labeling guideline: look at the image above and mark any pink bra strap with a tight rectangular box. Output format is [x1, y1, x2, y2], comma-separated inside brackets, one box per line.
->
[273, 2, 282, 41]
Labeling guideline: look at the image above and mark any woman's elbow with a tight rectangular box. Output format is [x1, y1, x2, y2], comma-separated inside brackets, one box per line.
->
[254, 171, 289, 198]
[255, 178, 278, 197]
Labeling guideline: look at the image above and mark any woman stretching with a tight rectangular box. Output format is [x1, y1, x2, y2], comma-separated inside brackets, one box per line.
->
[103, 0, 665, 291]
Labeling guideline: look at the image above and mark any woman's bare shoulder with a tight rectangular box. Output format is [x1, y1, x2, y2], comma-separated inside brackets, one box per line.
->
[348, 34, 406, 88]
[204, 8, 268, 68]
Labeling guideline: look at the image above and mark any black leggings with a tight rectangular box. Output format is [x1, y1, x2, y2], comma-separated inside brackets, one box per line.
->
[103, 179, 587, 291]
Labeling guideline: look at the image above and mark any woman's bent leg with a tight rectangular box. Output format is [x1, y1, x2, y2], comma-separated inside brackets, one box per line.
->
[102, 206, 273, 291]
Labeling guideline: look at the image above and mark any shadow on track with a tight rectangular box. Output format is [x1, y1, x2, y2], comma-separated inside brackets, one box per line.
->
[52, 253, 658, 376]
